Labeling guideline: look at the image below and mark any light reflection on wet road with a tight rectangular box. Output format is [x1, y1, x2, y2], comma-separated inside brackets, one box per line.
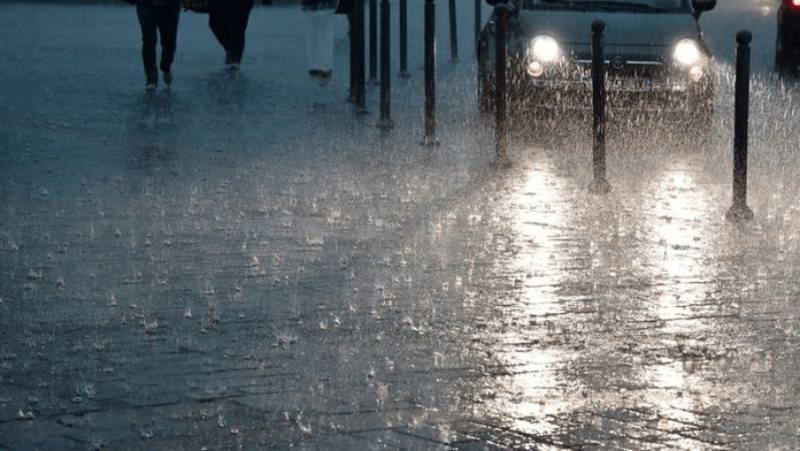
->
[467, 128, 800, 447]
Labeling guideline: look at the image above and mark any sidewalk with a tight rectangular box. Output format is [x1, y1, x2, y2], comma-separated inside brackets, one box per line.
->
[3, 2, 800, 450]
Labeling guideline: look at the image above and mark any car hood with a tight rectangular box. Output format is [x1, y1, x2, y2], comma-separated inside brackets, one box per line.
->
[516, 10, 703, 56]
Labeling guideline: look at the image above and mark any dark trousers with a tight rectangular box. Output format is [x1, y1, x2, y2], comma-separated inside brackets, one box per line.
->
[209, 0, 255, 65]
[136, 0, 181, 84]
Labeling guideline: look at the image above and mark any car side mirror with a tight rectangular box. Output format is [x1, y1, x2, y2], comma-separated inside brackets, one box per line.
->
[692, 0, 716, 18]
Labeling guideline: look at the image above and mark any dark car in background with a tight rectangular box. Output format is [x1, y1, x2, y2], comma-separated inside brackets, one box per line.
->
[478, 0, 717, 137]
[776, 0, 800, 75]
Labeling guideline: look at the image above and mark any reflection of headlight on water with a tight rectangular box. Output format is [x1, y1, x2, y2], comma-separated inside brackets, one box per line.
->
[674, 39, 701, 66]
[688, 65, 703, 82]
[527, 61, 544, 77]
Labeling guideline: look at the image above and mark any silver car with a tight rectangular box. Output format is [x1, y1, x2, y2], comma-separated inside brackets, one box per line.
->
[478, 0, 717, 135]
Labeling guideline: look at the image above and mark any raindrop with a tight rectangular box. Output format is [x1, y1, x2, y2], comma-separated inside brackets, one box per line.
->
[14, 410, 34, 421]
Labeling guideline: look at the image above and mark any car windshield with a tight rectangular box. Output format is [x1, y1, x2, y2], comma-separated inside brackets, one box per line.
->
[520, 0, 691, 12]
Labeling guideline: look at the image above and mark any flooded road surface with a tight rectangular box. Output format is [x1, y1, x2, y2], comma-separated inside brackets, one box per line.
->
[2, 1, 800, 449]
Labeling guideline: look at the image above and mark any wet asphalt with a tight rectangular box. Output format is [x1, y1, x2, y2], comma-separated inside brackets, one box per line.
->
[2, 1, 800, 450]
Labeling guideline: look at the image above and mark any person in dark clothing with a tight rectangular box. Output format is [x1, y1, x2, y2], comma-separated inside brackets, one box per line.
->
[334, 0, 355, 15]
[208, 0, 256, 70]
[135, 0, 182, 92]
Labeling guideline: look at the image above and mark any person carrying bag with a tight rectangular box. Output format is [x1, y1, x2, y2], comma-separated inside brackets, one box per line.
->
[188, 0, 256, 70]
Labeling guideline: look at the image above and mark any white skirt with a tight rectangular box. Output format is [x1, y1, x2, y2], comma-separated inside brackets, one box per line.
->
[305, 7, 335, 85]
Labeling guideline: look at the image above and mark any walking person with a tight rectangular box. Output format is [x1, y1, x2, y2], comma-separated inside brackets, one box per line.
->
[208, 0, 256, 70]
[131, 0, 182, 92]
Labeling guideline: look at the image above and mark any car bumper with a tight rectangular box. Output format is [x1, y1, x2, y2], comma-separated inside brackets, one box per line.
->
[505, 55, 713, 111]
[512, 80, 711, 113]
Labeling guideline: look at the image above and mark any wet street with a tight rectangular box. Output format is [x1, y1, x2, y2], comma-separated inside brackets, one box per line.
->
[2, 0, 800, 449]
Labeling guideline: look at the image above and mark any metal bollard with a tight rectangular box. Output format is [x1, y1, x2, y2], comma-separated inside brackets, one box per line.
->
[350, 0, 367, 113]
[588, 20, 610, 194]
[424, 0, 438, 146]
[376, 0, 394, 130]
[494, 3, 512, 165]
[399, 0, 409, 77]
[726, 31, 754, 222]
[349, 7, 356, 102]
[369, 0, 378, 84]
[475, 0, 481, 57]
[449, 0, 459, 62]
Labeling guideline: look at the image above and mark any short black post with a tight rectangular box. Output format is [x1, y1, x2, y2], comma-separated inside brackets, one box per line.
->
[399, 0, 409, 77]
[423, 0, 438, 146]
[448, 0, 459, 62]
[588, 20, 610, 194]
[494, 3, 512, 165]
[351, 0, 367, 113]
[474, 0, 481, 57]
[376, 0, 394, 130]
[349, 11, 356, 102]
[369, 0, 378, 84]
[726, 30, 755, 222]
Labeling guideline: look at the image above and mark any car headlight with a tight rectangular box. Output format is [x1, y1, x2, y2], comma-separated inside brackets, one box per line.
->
[531, 36, 560, 62]
[674, 39, 701, 66]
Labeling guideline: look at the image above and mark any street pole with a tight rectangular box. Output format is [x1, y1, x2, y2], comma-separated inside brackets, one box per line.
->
[494, 3, 512, 165]
[351, 0, 367, 113]
[399, 0, 409, 77]
[424, 0, 438, 146]
[474, 0, 481, 57]
[369, 0, 378, 83]
[376, 0, 394, 130]
[588, 20, 610, 194]
[448, 0, 458, 62]
[726, 30, 754, 222]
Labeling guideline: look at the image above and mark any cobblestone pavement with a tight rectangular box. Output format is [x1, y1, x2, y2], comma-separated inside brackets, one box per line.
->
[2, 2, 800, 450]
